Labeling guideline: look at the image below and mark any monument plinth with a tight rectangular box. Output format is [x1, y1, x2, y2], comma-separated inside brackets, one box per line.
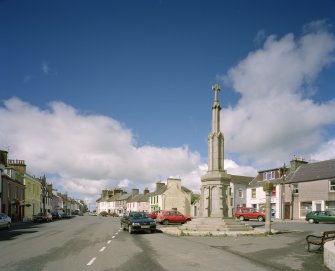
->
[183, 85, 253, 232]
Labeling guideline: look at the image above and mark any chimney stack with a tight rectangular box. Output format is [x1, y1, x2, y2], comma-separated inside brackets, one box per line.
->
[290, 155, 308, 171]
[155, 182, 165, 191]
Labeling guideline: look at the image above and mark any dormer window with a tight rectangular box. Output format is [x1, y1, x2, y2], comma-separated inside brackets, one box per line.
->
[263, 171, 275, 180]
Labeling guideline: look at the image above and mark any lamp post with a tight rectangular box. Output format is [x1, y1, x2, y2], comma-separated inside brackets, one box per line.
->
[263, 181, 274, 234]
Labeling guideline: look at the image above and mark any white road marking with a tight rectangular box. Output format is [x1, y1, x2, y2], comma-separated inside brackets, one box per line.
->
[87, 257, 96, 266]
[100, 247, 106, 252]
[107, 240, 111, 244]
[112, 236, 115, 239]
[115, 232, 118, 235]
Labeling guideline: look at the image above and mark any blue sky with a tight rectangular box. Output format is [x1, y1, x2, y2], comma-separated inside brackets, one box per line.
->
[1, 0, 335, 205]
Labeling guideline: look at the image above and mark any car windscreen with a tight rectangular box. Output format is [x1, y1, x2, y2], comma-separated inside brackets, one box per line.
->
[130, 213, 147, 218]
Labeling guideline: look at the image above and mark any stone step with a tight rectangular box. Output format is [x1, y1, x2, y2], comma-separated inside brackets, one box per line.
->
[180, 217, 253, 232]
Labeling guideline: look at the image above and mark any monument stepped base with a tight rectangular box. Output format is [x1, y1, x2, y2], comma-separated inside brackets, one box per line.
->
[180, 217, 253, 232]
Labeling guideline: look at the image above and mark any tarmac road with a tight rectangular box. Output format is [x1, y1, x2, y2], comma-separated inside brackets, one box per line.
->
[0, 216, 333, 271]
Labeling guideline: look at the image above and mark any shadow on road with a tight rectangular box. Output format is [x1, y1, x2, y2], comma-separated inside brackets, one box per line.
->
[0, 223, 42, 241]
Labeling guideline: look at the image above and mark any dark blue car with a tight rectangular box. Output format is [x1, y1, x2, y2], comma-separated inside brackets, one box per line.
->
[121, 212, 156, 234]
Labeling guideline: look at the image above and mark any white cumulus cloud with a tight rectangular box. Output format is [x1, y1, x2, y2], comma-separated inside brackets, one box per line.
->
[0, 98, 203, 204]
[221, 20, 335, 167]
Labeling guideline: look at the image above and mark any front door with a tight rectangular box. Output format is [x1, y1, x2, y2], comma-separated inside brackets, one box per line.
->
[284, 204, 290, 219]
[316, 203, 321, 211]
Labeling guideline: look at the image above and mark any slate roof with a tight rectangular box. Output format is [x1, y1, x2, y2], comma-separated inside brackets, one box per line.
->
[148, 185, 192, 196]
[248, 167, 284, 188]
[107, 193, 123, 202]
[128, 192, 152, 203]
[285, 159, 335, 183]
[181, 186, 192, 193]
[248, 177, 283, 188]
[230, 175, 254, 185]
[116, 193, 132, 201]
[149, 185, 168, 196]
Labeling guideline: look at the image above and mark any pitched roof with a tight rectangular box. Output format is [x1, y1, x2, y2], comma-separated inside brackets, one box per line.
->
[248, 177, 283, 188]
[148, 184, 192, 196]
[128, 192, 153, 203]
[231, 175, 254, 185]
[149, 185, 168, 196]
[286, 159, 335, 183]
[107, 193, 123, 202]
[181, 186, 192, 193]
[116, 193, 132, 201]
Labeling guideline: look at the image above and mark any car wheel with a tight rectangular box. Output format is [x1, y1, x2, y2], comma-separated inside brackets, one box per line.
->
[150, 229, 155, 234]
[308, 218, 314, 224]
[257, 216, 264, 222]
[7, 222, 11, 229]
[162, 219, 169, 225]
[128, 225, 133, 234]
[239, 216, 245, 221]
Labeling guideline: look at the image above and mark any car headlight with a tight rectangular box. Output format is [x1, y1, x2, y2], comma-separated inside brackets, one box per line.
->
[132, 222, 140, 226]
[150, 221, 156, 225]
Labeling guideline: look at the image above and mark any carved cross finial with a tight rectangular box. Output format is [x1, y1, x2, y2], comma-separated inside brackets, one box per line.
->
[212, 84, 221, 102]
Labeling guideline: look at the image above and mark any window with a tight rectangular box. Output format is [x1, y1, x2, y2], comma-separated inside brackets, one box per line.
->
[263, 171, 275, 180]
[326, 201, 335, 214]
[300, 202, 312, 217]
[238, 189, 243, 198]
[292, 184, 299, 194]
[330, 180, 335, 192]
[251, 188, 256, 199]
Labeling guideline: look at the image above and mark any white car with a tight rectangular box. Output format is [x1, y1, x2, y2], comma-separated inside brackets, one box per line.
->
[0, 213, 11, 229]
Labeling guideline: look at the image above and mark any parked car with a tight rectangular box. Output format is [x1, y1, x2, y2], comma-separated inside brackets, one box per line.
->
[147, 210, 161, 219]
[121, 212, 156, 234]
[0, 213, 11, 229]
[305, 211, 335, 224]
[235, 207, 265, 222]
[99, 211, 108, 217]
[156, 210, 192, 225]
[32, 212, 53, 223]
[51, 211, 62, 220]
[72, 209, 80, 215]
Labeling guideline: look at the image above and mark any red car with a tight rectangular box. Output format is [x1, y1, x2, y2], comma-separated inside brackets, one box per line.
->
[156, 210, 192, 225]
[147, 210, 161, 219]
[32, 212, 53, 223]
[235, 207, 265, 222]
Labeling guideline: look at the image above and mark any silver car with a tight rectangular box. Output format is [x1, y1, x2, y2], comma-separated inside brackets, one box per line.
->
[0, 213, 11, 229]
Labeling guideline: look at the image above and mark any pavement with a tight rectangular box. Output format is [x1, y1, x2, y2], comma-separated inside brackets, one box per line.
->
[158, 220, 333, 271]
